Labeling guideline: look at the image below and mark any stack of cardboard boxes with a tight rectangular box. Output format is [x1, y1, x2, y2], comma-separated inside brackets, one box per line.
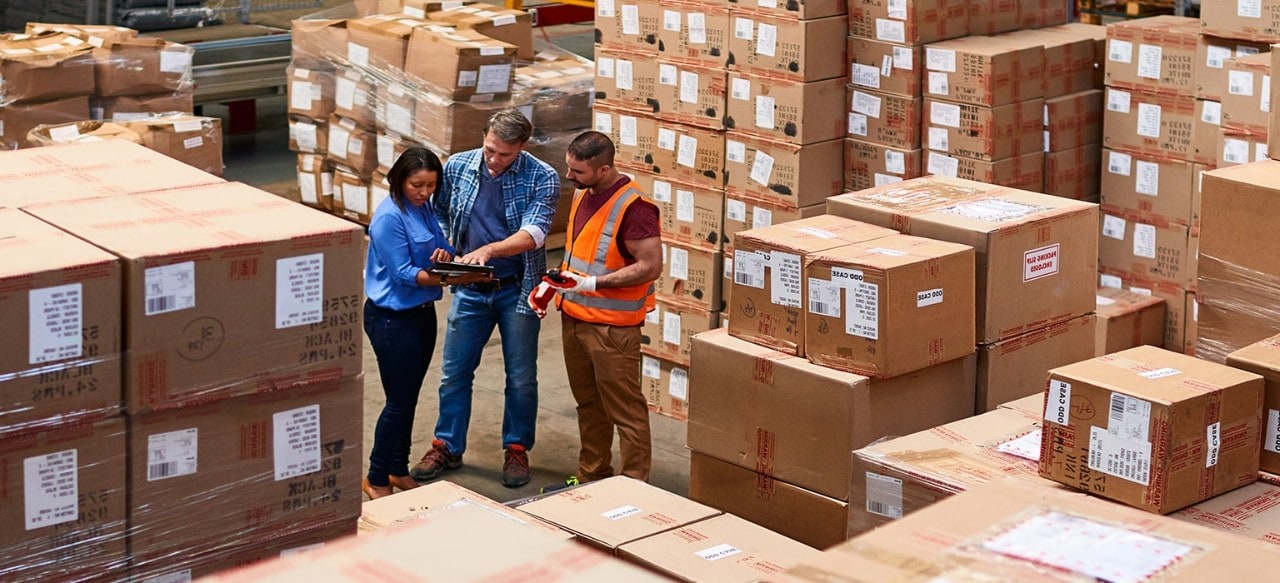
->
[0, 32, 97, 149]
[1202, 0, 1278, 175]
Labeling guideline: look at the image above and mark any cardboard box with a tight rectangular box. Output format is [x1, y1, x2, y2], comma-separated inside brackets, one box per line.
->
[999, 392, 1044, 415]
[1049, 22, 1109, 86]
[0, 209, 121, 431]
[593, 104, 659, 171]
[1227, 338, 1280, 474]
[784, 478, 1280, 581]
[426, 5, 534, 60]
[846, 88, 922, 150]
[1219, 129, 1271, 167]
[654, 2, 732, 67]
[631, 174, 723, 250]
[848, 406, 1049, 535]
[0, 140, 222, 207]
[923, 98, 1044, 161]
[91, 90, 195, 121]
[1100, 149, 1200, 225]
[345, 14, 432, 72]
[326, 115, 378, 176]
[1102, 87, 1197, 162]
[1203, 0, 1280, 43]
[967, 0, 1019, 35]
[725, 75, 846, 145]
[651, 119, 725, 190]
[1196, 35, 1271, 101]
[291, 19, 347, 69]
[726, 13, 848, 83]
[1003, 27, 1099, 98]
[1173, 476, 1280, 545]
[0, 95, 91, 150]
[847, 37, 923, 98]
[25, 22, 138, 45]
[25, 121, 143, 147]
[1045, 89, 1103, 153]
[1016, 0, 1070, 29]
[1104, 15, 1199, 96]
[925, 150, 1045, 193]
[618, 514, 820, 580]
[641, 299, 719, 366]
[287, 66, 336, 122]
[333, 68, 377, 129]
[729, 216, 895, 356]
[0, 416, 127, 581]
[23, 183, 364, 413]
[405, 27, 517, 101]
[410, 91, 506, 155]
[1221, 53, 1272, 135]
[1045, 143, 1102, 200]
[657, 240, 723, 311]
[1198, 160, 1280, 289]
[94, 38, 193, 98]
[688, 452, 849, 550]
[828, 179, 1100, 343]
[334, 166, 380, 225]
[1193, 98, 1225, 165]
[512, 58, 593, 132]
[594, 0, 661, 54]
[639, 354, 690, 420]
[288, 117, 328, 154]
[1099, 206, 1195, 288]
[843, 138, 923, 192]
[804, 234, 977, 378]
[297, 153, 335, 210]
[127, 377, 362, 569]
[1040, 345, 1264, 513]
[517, 476, 720, 551]
[1097, 285, 1167, 356]
[358, 480, 570, 538]
[977, 313, 1096, 413]
[1098, 273, 1189, 353]
[723, 196, 825, 254]
[689, 329, 978, 501]
[847, 0, 968, 46]
[594, 46, 660, 115]
[653, 58, 727, 130]
[131, 520, 355, 582]
[730, 0, 845, 19]
[121, 114, 225, 177]
[0, 33, 96, 105]
[724, 135, 843, 209]
[923, 36, 1045, 106]
[376, 82, 419, 141]
[1186, 291, 1199, 355]
[1197, 301, 1279, 363]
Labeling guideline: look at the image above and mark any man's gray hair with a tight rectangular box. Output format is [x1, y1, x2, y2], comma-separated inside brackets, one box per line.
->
[484, 108, 533, 144]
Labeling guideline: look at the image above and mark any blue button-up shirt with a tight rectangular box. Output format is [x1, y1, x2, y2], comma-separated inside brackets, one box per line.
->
[435, 148, 561, 316]
[365, 196, 455, 311]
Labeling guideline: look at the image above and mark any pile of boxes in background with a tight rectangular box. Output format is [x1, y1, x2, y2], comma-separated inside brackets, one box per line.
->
[288, 2, 592, 231]
[0, 140, 364, 580]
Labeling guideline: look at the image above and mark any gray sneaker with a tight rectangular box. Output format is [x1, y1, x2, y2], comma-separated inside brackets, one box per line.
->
[410, 439, 462, 482]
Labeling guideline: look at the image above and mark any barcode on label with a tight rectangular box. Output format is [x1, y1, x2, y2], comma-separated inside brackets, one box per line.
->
[148, 462, 179, 481]
[148, 296, 176, 314]
[1110, 393, 1126, 421]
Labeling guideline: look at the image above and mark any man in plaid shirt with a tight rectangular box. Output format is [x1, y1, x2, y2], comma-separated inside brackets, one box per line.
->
[413, 109, 561, 488]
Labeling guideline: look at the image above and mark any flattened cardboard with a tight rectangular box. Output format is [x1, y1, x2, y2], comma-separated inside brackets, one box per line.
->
[358, 480, 570, 538]
[404, 27, 517, 101]
[1173, 476, 1280, 546]
[617, 513, 821, 581]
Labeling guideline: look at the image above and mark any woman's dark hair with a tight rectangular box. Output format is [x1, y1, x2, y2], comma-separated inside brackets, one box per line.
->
[386, 147, 443, 211]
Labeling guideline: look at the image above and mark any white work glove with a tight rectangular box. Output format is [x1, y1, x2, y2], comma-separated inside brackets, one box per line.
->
[558, 270, 597, 293]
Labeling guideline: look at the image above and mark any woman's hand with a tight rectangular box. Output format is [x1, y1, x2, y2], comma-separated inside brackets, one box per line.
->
[431, 248, 454, 263]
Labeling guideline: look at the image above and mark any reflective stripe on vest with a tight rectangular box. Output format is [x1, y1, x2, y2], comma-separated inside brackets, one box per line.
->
[566, 188, 641, 277]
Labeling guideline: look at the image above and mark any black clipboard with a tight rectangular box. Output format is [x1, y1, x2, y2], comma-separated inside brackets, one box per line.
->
[429, 261, 496, 277]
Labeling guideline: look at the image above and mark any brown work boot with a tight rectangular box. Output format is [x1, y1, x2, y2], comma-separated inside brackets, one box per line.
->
[410, 439, 462, 482]
[502, 444, 531, 488]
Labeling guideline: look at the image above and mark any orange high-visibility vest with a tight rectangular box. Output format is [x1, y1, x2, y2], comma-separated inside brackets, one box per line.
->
[556, 180, 656, 326]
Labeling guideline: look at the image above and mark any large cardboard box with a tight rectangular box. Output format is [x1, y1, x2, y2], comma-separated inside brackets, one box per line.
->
[23, 183, 364, 413]
[594, 46, 660, 115]
[0, 95, 91, 150]
[631, 174, 722, 250]
[967, 0, 1019, 36]
[512, 59, 593, 132]
[297, 153, 335, 210]
[1185, 291, 1200, 355]
[1103, 87, 1197, 162]
[723, 196, 825, 254]
[829, 179, 1100, 343]
[359, 480, 571, 537]
[291, 19, 347, 69]
[689, 329, 978, 500]
[594, 0, 661, 54]
[783, 478, 1280, 581]
[654, 2, 731, 67]
[410, 91, 506, 155]
[0, 33, 96, 105]
[923, 37, 1045, 106]
[333, 166, 378, 225]
[375, 128, 425, 176]
[1045, 89, 1103, 153]
[1099, 274, 1190, 354]
[729, 216, 895, 356]
[651, 119, 725, 190]
[326, 115, 378, 176]
[127, 377, 362, 571]
[653, 58, 727, 130]
[287, 65, 336, 122]
[288, 117, 328, 155]
[593, 104, 659, 170]
[1173, 476, 1280, 545]
[641, 299, 718, 366]
[92, 90, 195, 121]
[687, 452, 850, 550]
[925, 150, 1045, 193]
[977, 313, 1096, 413]
[726, 75, 846, 145]
[131, 520, 355, 582]
[1194, 98, 1225, 165]
[726, 13, 848, 83]
[122, 115, 225, 176]
[1197, 35, 1271, 101]
[923, 98, 1044, 161]
[847, 37, 923, 98]
[1202, 0, 1280, 42]
[657, 240, 723, 311]
[1097, 285, 1167, 356]
[843, 138, 923, 192]
[1226, 338, 1280, 474]
[1104, 16, 1199, 96]
[405, 27, 517, 101]
[846, 88, 922, 150]
[1005, 26, 1099, 98]
[0, 416, 127, 581]
[847, 0, 968, 46]
[640, 354, 690, 419]
[333, 68, 377, 129]
[1221, 53, 1272, 135]
[94, 38, 193, 98]
[426, 5, 534, 60]
[345, 14, 432, 72]
[724, 135, 843, 209]
[1100, 149, 1200, 224]
[517, 476, 721, 552]
[1198, 160, 1280, 294]
[1197, 302, 1280, 363]
[1039, 346, 1264, 514]
[618, 514, 821, 580]
[1099, 206, 1195, 288]
[1219, 129, 1271, 167]
[1045, 143, 1102, 200]
[0, 140, 222, 207]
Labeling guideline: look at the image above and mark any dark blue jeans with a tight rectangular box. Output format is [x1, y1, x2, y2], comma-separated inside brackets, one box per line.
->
[364, 299, 437, 487]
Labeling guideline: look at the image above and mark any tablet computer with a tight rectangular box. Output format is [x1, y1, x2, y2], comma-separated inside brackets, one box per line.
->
[429, 261, 496, 277]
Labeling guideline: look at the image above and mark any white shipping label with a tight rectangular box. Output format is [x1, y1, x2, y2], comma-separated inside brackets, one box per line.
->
[1130, 286, 1152, 296]
[659, 64, 677, 86]
[292, 122, 317, 151]
[595, 112, 613, 133]
[876, 18, 906, 44]
[476, 64, 511, 94]
[620, 116, 637, 147]
[676, 188, 694, 222]
[291, 81, 315, 110]
[670, 247, 690, 280]
[28, 284, 82, 365]
[1088, 426, 1151, 485]
[927, 151, 959, 177]
[832, 268, 878, 339]
[942, 198, 1047, 222]
[1097, 295, 1116, 306]
[689, 13, 707, 44]
[849, 113, 869, 136]
[1107, 393, 1152, 442]
[931, 102, 961, 128]
[874, 174, 903, 187]
[616, 60, 633, 91]
[928, 71, 949, 96]
[852, 63, 880, 89]
[1102, 214, 1126, 240]
[1045, 379, 1072, 425]
[1136, 103, 1161, 138]
[663, 9, 680, 31]
[727, 199, 747, 222]
[603, 505, 642, 520]
[727, 140, 746, 163]
[1132, 223, 1157, 259]
[885, 150, 905, 175]
[1135, 161, 1159, 195]
[298, 172, 318, 204]
[145, 261, 196, 316]
[642, 355, 661, 379]
[598, 0, 615, 17]
[753, 207, 773, 229]
[1266, 409, 1280, 454]
[997, 430, 1043, 461]
[377, 135, 395, 169]
[348, 42, 369, 67]
[731, 78, 751, 101]
[321, 172, 333, 197]
[770, 252, 802, 308]
[658, 128, 676, 150]
[1138, 367, 1180, 380]
[882, 55, 893, 77]
[735, 17, 754, 40]
[888, 0, 908, 18]
[597, 57, 615, 78]
[621, 4, 640, 35]
[697, 544, 743, 562]
[734, 250, 766, 289]
[759, 0, 778, 7]
[749, 151, 775, 186]
[677, 135, 698, 168]
[276, 254, 325, 329]
[865, 472, 903, 518]
[928, 128, 950, 152]
[1108, 151, 1132, 176]
[371, 184, 390, 212]
[147, 428, 198, 481]
[1206, 45, 1231, 68]
[273, 404, 321, 481]
[663, 312, 682, 345]
[387, 103, 413, 137]
[1206, 422, 1221, 468]
[1107, 89, 1131, 113]
[1224, 138, 1250, 164]
[853, 91, 882, 118]
[652, 181, 672, 202]
[668, 368, 688, 400]
[1136, 44, 1162, 79]
[183, 137, 204, 150]
[1202, 100, 1222, 125]
[680, 71, 700, 104]
[1262, 75, 1271, 112]
[1229, 70, 1255, 95]
[916, 288, 943, 308]
[1100, 274, 1123, 288]
[1109, 39, 1134, 63]
[1240, 0, 1262, 18]
[808, 278, 841, 317]
[756, 95, 776, 129]
[926, 48, 957, 73]
[1261, 143, 1272, 161]
[893, 47, 914, 70]
[24, 449, 78, 530]
[329, 125, 350, 159]
[1023, 244, 1060, 282]
[160, 49, 192, 74]
[756, 23, 777, 57]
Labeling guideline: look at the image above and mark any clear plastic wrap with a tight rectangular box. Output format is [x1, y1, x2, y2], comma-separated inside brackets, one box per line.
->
[0, 33, 98, 107]
[26, 120, 145, 146]
[1194, 254, 1280, 362]
[116, 113, 225, 176]
[91, 90, 195, 121]
[93, 37, 195, 98]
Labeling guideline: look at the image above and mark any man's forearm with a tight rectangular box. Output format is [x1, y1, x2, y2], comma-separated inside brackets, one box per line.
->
[596, 261, 661, 289]
[481, 230, 537, 259]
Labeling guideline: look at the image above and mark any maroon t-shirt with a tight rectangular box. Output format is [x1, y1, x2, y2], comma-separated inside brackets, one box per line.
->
[570, 176, 661, 261]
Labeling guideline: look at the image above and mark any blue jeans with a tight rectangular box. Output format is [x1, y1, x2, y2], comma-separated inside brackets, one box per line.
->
[435, 284, 541, 455]
[364, 299, 437, 487]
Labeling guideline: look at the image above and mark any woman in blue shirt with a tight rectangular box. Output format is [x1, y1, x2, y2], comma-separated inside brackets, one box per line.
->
[362, 147, 490, 499]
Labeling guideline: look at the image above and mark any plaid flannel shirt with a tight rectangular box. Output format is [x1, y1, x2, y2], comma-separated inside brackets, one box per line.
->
[434, 148, 561, 315]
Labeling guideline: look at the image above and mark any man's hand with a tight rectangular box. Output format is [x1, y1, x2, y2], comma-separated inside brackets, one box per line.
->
[457, 247, 493, 265]
[557, 270, 597, 293]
